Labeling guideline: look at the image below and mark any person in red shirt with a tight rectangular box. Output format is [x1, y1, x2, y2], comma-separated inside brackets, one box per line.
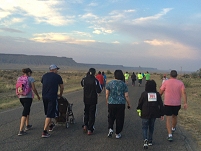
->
[96, 71, 104, 90]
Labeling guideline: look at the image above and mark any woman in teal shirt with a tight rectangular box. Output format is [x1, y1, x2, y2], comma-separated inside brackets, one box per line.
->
[106, 70, 131, 139]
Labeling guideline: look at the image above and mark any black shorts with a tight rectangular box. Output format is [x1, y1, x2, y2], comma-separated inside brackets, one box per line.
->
[43, 97, 57, 118]
[164, 105, 181, 116]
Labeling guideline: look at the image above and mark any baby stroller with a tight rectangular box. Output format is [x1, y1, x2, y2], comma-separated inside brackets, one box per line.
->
[56, 96, 75, 128]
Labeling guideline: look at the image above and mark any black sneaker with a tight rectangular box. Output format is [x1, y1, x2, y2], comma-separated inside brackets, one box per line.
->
[107, 128, 113, 138]
[42, 131, 51, 138]
[83, 126, 87, 133]
[25, 125, 32, 131]
[18, 130, 27, 136]
[49, 123, 55, 132]
[167, 136, 173, 142]
[148, 140, 152, 146]
[172, 127, 176, 133]
[143, 139, 148, 149]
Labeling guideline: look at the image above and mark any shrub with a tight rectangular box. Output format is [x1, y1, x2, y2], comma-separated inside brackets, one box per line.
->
[106, 70, 112, 74]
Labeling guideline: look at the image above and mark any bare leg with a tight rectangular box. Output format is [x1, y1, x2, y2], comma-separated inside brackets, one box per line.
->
[44, 118, 51, 131]
[26, 115, 29, 126]
[166, 116, 172, 135]
[20, 116, 26, 131]
[172, 115, 177, 128]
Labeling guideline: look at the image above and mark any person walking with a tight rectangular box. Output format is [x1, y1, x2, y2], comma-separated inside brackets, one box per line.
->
[144, 71, 151, 82]
[124, 72, 129, 85]
[102, 71, 107, 92]
[162, 74, 168, 84]
[137, 80, 164, 149]
[81, 68, 102, 135]
[137, 72, 143, 86]
[96, 71, 104, 92]
[131, 72, 136, 86]
[17, 68, 40, 136]
[41, 64, 64, 138]
[160, 70, 187, 142]
[106, 70, 131, 139]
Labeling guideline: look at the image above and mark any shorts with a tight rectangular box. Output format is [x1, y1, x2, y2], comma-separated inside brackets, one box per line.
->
[164, 105, 181, 116]
[138, 79, 142, 84]
[20, 98, 33, 116]
[43, 97, 57, 118]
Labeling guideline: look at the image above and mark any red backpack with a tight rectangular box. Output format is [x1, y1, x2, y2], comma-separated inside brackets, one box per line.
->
[16, 76, 31, 96]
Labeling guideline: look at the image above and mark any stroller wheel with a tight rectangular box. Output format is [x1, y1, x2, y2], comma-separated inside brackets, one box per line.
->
[70, 118, 75, 124]
[66, 122, 69, 128]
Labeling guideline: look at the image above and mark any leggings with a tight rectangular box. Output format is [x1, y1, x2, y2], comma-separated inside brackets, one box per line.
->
[20, 98, 33, 117]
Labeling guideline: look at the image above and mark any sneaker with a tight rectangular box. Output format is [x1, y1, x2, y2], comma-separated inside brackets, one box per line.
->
[42, 131, 51, 138]
[87, 130, 93, 135]
[148, 140, 152, 146]
[107, 128, 113, 138]
[143, 139, 148, 149]
[25, 125, 32, 131]
[167, 136, 173, 142]
[83, 126, 87, 133]
[115, 133, 121, 139]
[172, 127, 176, 133]
[18, 130, 27, 136]
[49, 123, 55, 132]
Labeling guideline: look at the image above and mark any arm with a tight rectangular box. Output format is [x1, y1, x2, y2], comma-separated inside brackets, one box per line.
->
[31, 82, 40, 100]
[106, 89, 109, 104]
[125, 92, 131, 109]
[96, 80, 102, 93]
[182, 88, 187, 109]
[159, 89, 164, 95]
[58, 84, 64, 97]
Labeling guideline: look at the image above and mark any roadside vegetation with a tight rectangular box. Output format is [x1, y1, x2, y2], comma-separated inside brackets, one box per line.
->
[0, 69, 200, 147]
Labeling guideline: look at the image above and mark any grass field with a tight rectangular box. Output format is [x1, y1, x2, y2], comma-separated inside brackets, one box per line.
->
[0, 70, 200, 147]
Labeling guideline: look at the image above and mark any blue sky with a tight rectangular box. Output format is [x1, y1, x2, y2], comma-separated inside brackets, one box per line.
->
[0, 0, 201, 71]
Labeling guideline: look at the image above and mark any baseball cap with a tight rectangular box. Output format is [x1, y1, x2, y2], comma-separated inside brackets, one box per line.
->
[49, 64, 60, 70]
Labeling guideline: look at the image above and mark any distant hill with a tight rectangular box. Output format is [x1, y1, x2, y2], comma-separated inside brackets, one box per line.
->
[0, 53, 158, 72]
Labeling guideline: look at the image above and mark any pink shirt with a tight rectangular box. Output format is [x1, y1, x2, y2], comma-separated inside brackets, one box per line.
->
[160, 78, 185, 106]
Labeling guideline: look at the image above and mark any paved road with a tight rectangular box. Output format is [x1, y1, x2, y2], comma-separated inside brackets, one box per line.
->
[0, 81, 197, 151]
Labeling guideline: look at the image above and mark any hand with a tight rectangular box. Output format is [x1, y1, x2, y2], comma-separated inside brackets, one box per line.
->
[127, 105, 131, 109]
[37, 96, 40, 101]
[184, 103, 187, 110]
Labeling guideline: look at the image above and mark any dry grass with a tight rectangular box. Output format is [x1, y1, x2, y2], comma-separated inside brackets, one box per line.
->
[0, 70, 201, 147]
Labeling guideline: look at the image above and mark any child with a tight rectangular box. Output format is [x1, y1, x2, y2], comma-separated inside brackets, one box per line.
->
[136, 80, 164, 149]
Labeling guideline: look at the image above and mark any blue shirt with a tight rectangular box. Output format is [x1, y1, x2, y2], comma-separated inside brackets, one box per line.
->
[106, 80, 128, 104]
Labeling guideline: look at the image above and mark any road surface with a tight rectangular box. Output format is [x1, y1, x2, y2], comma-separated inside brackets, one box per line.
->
[0, 80, 197, 151]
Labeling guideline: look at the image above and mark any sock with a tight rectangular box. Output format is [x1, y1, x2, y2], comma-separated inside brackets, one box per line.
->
[168, 134, 172, 137]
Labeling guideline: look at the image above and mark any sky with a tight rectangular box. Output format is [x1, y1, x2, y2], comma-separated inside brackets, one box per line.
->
[0, 0, 201, 72]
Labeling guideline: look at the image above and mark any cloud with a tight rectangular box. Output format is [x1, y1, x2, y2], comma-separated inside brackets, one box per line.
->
[30, 32, 95, 44]
[0, 0, 74, 26]
[0, 27, 23, 33]
[133, 8, 173, 24]
[144, 39, 199, 59]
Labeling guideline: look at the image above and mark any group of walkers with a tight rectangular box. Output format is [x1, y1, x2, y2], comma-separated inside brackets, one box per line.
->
[16, 64, 64, 137]
[127, 71, 151, 87]
[16, 66, 187, 149]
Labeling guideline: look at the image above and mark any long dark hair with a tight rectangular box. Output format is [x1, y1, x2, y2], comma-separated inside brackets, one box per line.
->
[114, 70, 125, 82]
[145, 80, 157, 92]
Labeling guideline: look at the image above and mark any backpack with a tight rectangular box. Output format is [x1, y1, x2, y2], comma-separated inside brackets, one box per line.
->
[16, 76, 31, 96]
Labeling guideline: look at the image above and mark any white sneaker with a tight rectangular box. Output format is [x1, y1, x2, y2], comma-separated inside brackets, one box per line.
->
[115, 133, 121, 139]
[107, 128, 113, 138]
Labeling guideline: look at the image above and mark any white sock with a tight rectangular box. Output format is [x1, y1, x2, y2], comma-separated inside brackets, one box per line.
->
[168, 134, 172, 137]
